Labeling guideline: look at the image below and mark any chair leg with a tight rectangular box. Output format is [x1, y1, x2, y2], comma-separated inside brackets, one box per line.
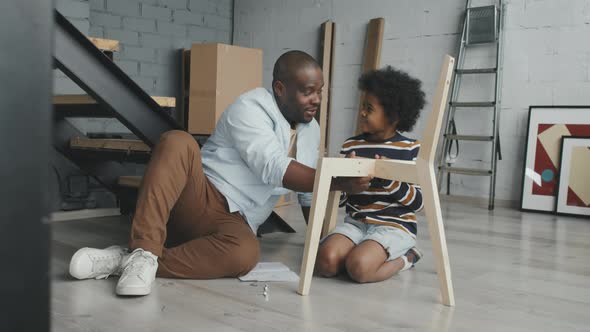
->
[298, 160, 333, 296]
[321, 190, 340, 238]
[419, 165, 455, 306]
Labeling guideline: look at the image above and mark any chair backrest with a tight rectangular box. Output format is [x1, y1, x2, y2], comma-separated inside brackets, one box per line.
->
[417, 55, 455, 164]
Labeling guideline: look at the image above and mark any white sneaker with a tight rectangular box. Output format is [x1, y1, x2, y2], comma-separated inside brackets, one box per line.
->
[400, 255, 413, 272]
[116, 248, 158, 296]
[400, 247, 423, 272]
[69, 245, 127, 280]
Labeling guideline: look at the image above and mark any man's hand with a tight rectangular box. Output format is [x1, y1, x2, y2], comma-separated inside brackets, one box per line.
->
[330, 176, 372, 194]
[329, 150, 372, 194]
[282, 151, 373, 194]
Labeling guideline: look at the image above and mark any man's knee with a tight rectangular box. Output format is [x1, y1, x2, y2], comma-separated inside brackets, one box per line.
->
[160, 130, 198, 150]
[222, 234, 260, 277]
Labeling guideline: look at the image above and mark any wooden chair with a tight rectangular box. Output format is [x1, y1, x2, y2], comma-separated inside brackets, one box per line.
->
[297, 55, 456, 306]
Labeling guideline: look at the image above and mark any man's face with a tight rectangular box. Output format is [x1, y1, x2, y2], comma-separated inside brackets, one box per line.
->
[275, 66, 324, 125]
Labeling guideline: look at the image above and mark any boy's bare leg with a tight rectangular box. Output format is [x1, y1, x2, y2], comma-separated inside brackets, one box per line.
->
[345, 240, 410, 283]
[316, 234, 355, 277]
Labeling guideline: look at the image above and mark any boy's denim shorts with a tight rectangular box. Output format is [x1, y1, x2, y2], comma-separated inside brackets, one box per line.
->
[322, 215, 416, 261]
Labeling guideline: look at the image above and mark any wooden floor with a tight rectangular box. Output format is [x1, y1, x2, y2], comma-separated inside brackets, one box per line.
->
[50, 199, 590, 331]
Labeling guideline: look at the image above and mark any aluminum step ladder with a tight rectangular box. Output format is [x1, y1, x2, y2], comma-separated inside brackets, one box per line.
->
[438, 0, 505, 210]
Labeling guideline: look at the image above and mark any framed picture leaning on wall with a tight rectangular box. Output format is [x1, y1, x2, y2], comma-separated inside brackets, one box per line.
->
[520, 106, 590, 212]
[555, 136, 590, 217]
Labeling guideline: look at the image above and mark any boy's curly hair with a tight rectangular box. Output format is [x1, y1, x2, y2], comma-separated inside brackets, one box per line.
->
[358, 66, 425, 132]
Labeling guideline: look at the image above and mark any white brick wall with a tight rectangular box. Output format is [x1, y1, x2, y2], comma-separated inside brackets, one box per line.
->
[90, 0, 234, 97]
[234, 0, 590, 202]
[53, 0, 118, 210]
[54, 0, 95, 134]
[54, 0, 90, 96]
[85, 0, 234, 133]
[54, 0, 233, 134]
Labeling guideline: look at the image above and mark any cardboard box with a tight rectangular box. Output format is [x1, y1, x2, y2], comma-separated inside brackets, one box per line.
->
[187, 43, 263, 134]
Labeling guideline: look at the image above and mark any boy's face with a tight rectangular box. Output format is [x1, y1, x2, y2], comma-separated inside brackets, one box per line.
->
[275, 65, 323, 126]
[359, 93, 398, 140]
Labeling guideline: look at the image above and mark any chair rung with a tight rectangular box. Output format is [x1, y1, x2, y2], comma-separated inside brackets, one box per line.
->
[456, 68, 497, 74]
[439, 166, 493, 176]
[450, 101, 496, 107]
[444, 135, 493, 141]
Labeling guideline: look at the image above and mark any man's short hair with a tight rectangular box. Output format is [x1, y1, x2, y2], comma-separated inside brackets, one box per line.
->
[272, 50, 320, 85]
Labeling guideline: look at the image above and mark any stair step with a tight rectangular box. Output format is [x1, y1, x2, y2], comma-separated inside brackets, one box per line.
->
[118, 176, 142, 188]
[450, 101, 496, 107]
[68, 138, 152, 163]
[439, 166, 493, 176]
[70, 137, 152, 152]
[456, 67, 497, 74]
[70, 137, 151, 152]
[53, 94, 176, 118]
[444, 135, 494, 141]
[54, 94, 175, 107]
[88, 37, 120, 52]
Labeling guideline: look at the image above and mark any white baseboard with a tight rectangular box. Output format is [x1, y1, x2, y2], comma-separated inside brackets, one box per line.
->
[50, 208, 121, 222]
[440, 194, 518, 209]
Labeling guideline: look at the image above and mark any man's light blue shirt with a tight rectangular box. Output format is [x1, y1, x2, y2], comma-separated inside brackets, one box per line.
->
[201, 88, 320, 233]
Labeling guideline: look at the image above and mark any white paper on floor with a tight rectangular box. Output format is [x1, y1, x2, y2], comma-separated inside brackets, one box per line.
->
[238, 262, 299, 282]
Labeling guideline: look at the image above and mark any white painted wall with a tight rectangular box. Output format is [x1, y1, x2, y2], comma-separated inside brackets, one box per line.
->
[234, 0, 590, 202]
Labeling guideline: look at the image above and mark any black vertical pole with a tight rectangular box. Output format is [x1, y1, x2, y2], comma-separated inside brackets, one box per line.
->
[0, 1, 52, 331]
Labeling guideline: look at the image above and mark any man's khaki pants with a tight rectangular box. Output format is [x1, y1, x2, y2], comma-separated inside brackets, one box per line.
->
[129, 130, 259, 278]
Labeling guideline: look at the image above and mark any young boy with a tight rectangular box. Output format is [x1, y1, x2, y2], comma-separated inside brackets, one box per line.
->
[317, 66, 426, 283]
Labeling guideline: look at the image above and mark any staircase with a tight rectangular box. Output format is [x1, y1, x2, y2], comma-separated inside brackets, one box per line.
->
[52, 9, 178, 217]
[52, 10, 294, 236]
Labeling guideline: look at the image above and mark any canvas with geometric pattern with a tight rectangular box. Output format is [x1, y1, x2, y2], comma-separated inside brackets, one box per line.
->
[521, 106, 590, 212]
[533, 124, 590, 196]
